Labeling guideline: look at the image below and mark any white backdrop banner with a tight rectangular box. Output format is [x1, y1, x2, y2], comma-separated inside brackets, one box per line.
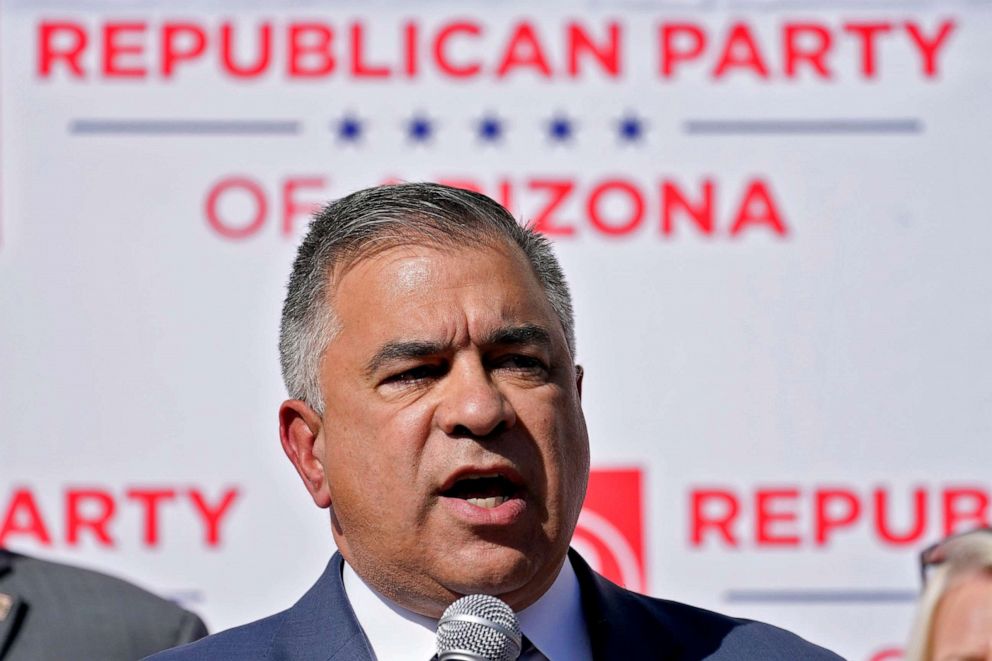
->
[2, 2, 991, 660]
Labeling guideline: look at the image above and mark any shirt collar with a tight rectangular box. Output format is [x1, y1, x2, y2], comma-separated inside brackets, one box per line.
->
[342, 562, 436, 660]
[517, 557, 592, 661]
[342, 556, 591, 661]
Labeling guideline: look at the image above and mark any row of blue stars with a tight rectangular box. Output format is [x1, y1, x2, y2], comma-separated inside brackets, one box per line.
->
[334, 112, 647, 144]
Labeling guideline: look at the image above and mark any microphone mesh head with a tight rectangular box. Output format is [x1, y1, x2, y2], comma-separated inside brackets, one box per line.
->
[436, 594, 522, 661]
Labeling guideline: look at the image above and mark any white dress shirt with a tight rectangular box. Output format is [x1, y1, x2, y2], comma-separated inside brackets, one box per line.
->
[342, 557, 593, 661]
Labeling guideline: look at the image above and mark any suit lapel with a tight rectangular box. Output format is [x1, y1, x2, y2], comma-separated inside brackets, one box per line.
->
[569, 549, 683, 661]
[0, 592, 25, 657]
[270, 552, 376, 661]
[273, 550, 689, 661]
[0, 551, 26, 658]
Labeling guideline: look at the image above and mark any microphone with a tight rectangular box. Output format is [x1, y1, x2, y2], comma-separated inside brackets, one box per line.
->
[436, 594, 523, 661]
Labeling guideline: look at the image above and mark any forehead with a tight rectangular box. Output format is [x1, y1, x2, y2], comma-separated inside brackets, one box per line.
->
[328, 240, 558, 345]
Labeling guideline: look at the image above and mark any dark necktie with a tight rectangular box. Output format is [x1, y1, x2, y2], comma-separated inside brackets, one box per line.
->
[519, 635, 550, 660]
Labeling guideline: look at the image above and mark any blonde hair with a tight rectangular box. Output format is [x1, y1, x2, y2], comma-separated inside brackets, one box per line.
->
[904, 530, 992, 661]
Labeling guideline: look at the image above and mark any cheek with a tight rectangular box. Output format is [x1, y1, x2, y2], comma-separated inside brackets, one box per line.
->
[968, 603, 992, 644]
[330, 400, 436, 484]
[391, 400, 437, 446]
[380, 401, 438, 476]
[523, 391, 588, 481]
[551, 396, 590, 506]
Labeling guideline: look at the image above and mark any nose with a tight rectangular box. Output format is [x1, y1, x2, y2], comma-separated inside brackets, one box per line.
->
[436, 359, 517, 438]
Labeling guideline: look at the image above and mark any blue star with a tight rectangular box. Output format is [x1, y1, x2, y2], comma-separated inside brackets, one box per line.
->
[335, 114, 363, 142]
[547, 114, 574, 142]
[407, 115, 433, 142]
[617, 113, 645, 143]
[477, 115, 504, 142]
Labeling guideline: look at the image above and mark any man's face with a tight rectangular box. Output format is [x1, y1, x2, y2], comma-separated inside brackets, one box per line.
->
[282, 240, 589, 617]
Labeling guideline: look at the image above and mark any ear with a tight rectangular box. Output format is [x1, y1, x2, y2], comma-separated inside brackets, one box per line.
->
[279, 399, 332, 508]
[575, 364, 585, 399]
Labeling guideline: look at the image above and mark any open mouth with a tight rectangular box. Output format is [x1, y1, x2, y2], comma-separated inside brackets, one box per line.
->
[441, 473, 522, 509]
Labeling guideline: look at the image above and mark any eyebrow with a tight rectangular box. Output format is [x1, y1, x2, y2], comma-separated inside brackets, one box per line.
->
[364, 340, 447, 377]
[481, 323, 552, 349]
[363, 323, 553, 377]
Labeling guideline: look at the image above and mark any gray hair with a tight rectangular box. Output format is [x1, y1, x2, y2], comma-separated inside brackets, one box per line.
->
[904, 529, 992, 661]
[278, 182, 576, 414]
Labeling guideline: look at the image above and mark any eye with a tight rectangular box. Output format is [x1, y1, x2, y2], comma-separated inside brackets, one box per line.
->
[494, 354, 549, 375]
[382, 363, 445, 386]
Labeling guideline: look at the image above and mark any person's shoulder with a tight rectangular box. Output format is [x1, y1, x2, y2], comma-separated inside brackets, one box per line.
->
[626, 591, 844, 660]
[8, 551, 203, 623]
[569, 552, 842, 660]
[1, 550, 208, 654]
[148, 553, 369, 661]
[143, 611, 287, 660]
[9, 551, 178, 607]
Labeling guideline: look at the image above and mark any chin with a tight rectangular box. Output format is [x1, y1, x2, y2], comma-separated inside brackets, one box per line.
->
[442, 544, 536, 596]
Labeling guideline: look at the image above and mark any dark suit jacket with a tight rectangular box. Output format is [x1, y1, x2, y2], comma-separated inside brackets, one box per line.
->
[147, 550, 842, 660]
[0, 550, 207, 661]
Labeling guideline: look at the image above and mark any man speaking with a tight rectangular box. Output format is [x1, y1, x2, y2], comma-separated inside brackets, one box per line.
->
[150, 183, 840, 660]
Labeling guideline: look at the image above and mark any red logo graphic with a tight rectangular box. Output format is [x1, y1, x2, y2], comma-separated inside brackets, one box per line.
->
[573, 468, 646, 593]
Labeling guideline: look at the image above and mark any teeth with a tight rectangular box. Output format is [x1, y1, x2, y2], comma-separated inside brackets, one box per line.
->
[466, 496, 509, 509]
